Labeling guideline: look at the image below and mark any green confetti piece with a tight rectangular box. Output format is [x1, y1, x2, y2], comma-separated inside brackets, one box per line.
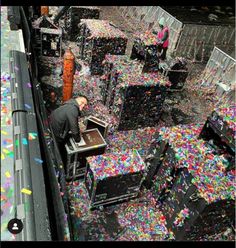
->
[7, 188, 14, 198]
[15, 139, 19, 147]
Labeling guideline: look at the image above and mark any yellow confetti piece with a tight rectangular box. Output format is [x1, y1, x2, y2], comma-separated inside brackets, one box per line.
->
[3, 148, 10, 154]
[5, 171, 11, 178]
[1, 130, 8, 135]
[1, 187, 5, 192]
[1, 153, 5, 160]
[21, 188, 32, 195]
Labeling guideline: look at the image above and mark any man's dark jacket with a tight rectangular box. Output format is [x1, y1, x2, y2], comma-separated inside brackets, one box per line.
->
[49, 99, 81, 143]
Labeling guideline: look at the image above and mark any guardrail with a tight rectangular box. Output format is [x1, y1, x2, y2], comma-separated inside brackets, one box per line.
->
[10, 50, 51, 241]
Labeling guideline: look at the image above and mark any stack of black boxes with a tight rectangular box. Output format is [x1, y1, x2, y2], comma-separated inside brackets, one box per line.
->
[111, 73, 168, 130]
[64, 6, 100, 41]
[130, 31, 160, 73]
[144, 122, 235, 240]
[101, 54, 170, 130]
[78, 20, 128, 75]
[101, 55, 143, 108]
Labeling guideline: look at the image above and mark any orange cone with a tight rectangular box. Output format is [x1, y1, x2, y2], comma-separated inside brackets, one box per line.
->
[62, 48, 75, 102]
[41, 6, 49, 16]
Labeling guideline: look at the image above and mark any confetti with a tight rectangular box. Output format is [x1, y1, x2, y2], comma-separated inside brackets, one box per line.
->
[1, 153, 6, 160]
[5, 171, 11, 178]
[1, 187, 5, 192]
[1, 130, 8, 135]
[28, 132, 38, 140]
[87, 149, 145, 181]
[21, 188, 32, 195]
[24, 104, 31, 109]
[3, 148, 10, 154]
[34, 158, 44, 164]
[22, 138, 28, 145]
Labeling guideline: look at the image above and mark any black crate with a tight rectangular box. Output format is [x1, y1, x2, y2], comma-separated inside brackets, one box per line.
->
[130, 34, 159, 73]
[40, 28, 62, 57]
[85, 150, 146, 208]
[159, 58, 188, 90]
[199, 108, 235, 155]
[143, 135, 170, 189]
[100, 57, 169, 130]
[65, 6, 100, 41]
[101, 55, 143, 108]
[65, 129, 107, 180]
[147, 124, 235, 240]
[78, 20, 128, 75]
[161, 168, 235, 240]
[111, 73, 168, 130]
[85, 116, 109, 139]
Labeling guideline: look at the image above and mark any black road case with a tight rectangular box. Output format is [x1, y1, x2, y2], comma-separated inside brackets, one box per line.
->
[85, 116, 109, 139]
[78, 19, 128, 75]
[161, 168, 235, 240]
[199, 108, 235, 155]
[130, 32, 159, 73]
[85, 150, 146, 208]
[40, 27, 62, 57]
[159, 58, 188, 90]
[64, 6, 100, 41]
[65, 128, 107, 180]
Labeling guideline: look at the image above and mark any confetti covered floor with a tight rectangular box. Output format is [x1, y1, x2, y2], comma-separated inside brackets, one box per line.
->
[43, 7, 234, 241]
[66, 180, 172, 241]
[0, 6, 26, 241]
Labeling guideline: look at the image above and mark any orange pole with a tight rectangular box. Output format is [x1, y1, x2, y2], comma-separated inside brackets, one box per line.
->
[41, 6, 49, 16]
[62, 48, 75, 102]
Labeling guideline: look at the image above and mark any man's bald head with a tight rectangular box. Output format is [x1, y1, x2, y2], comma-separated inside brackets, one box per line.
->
[76, 95, 89, 111]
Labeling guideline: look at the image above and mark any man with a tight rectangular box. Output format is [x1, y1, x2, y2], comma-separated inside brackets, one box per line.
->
[157, 17, 169, 60]
[49, 95, 89, 165]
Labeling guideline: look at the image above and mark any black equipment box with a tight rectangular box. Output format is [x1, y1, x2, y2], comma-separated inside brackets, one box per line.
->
[64, 6, 100, 41]
[78, 19, 128, 75]
[85, 150, 146, 208]
[85, 116, 109, 139]
[144, 124, 235, 240]
[65, 128, 107, 180]
[33, 16, 59, 40]
[40, 27, 62, 57]
[199, 108, 235, 155]
[130, 33, 160, 73]
[159, 58, 188, 90]
[161, 168, 235, 240]
[143, 135, 170, 189]
[101, 55, 143, 108]
[111, 73, 168, 130]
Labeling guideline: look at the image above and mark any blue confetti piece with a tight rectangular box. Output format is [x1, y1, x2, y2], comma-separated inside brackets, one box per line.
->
[34, 158, 43, 164]
[24, 104, 31, 109]
[22, 138, 28, 145]
[9, 153, 14, 158]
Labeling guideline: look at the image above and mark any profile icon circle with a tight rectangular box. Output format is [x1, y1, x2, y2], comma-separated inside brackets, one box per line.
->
[7, 218, 23, 234]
